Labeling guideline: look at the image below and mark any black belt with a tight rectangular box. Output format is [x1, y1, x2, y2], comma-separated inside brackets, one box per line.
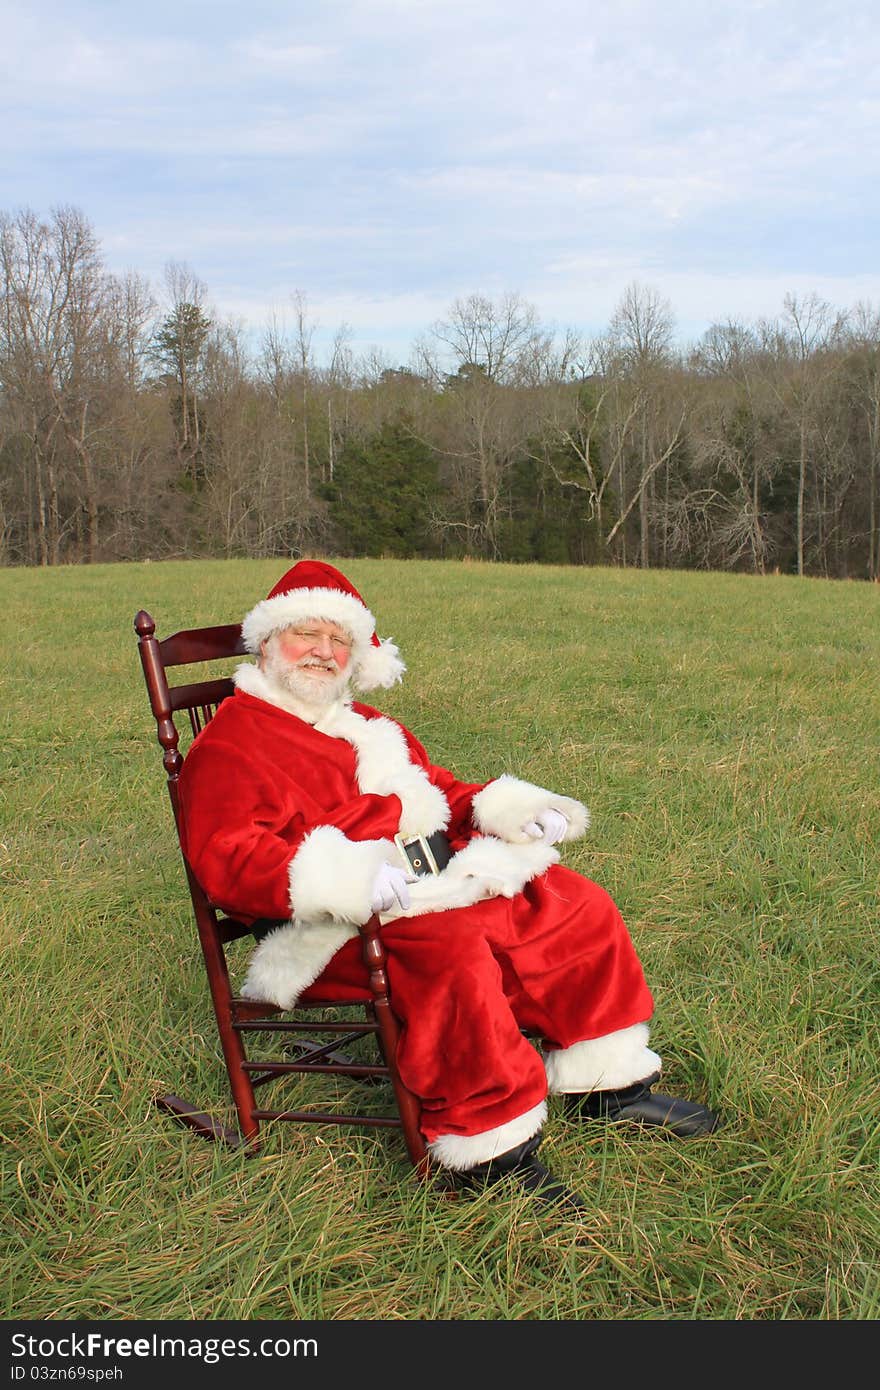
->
[394, 830, 453, 877]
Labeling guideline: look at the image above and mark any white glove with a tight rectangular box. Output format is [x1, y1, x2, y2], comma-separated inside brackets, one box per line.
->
[369, 861, 412, 914]
[523, 808, 569, 844]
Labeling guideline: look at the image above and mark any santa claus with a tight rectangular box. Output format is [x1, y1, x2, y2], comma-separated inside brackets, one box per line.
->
[178, 560, 718, 1208]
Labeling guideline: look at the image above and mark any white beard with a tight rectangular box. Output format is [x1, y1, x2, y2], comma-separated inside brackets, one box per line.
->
[261, 645, 351, 712]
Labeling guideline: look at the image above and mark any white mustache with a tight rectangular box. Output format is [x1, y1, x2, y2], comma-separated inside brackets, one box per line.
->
[298, 657, 339, 673]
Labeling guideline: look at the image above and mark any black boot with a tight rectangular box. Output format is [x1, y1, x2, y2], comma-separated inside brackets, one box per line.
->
[457, 1134, 587, 1212]
[567, 1075, 719, 1138]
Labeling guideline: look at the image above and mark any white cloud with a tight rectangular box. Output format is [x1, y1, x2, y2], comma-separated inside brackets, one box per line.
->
[232, 38, 331, 70]
[404, 166, 731, 223]
[2, 0, 877, 361]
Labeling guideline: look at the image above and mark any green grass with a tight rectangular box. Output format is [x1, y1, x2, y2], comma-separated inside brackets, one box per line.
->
[1, 557, 878, 1321]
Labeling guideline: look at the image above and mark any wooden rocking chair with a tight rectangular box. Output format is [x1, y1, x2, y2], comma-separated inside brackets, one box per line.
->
[134, 609, 428, 1175]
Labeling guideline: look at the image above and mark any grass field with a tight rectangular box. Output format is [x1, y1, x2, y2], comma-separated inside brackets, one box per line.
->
[1, 556, 878, 1322]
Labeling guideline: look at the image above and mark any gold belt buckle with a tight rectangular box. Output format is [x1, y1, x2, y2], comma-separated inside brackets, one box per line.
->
[394, 832, 440, 877]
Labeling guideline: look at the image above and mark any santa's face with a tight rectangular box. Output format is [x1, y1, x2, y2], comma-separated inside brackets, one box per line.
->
[274, 621, 353, 672]
[260, 622, 353, 706]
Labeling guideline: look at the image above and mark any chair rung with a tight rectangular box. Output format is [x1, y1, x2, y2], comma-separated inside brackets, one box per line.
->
[252, 1108, 401, 1128]
[234, 1018, 379, 1033]
[232, 995, 371, 1012]
[242, 1060, 388, 1077]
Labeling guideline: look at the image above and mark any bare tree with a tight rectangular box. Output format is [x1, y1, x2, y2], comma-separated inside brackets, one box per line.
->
[605, 283, 683, 566]
[325, 320, 354, 481]
[844, 301, 880, 579]
[257, 312, 292, 408]
[97, 269, 155, 395]
[429, 292, 543, 384]
[609, 281, 675, 372]
[420, 293, 554, 555]
[536, 334, 644, 559]
[291, 289, 317, 495]
[759, 293, 848, 575]
[690, 321, 775, 573]
[0, 205, 110, 561]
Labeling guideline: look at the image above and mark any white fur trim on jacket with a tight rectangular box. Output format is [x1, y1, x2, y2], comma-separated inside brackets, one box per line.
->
[543, 1023, 661, 1094]
[428, 1100, 547, 1171]
[315, 704, 450, 836]
[239, 921, 358, 1011]
[233, 669, 453, 836]
[472, 774, 590, 844]
[288, 825, 396, 925]
[377, 835, 559, 922]
[239, 828, 395, 1010]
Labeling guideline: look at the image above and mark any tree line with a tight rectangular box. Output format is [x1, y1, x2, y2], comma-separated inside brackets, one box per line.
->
[2, 205, 878, 579]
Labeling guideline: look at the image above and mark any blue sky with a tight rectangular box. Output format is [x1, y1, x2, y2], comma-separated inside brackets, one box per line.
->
[2, 0, 878, 364]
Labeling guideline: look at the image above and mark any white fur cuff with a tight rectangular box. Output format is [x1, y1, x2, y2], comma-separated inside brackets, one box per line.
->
[544, 1023, 661, 1093]
[288, 826, 396, 925]
[427, 1100, 547, 1171]
[471, 774, 590, 844]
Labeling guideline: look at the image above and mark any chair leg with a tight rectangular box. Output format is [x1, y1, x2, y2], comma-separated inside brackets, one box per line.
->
[188, 877, 263, 1148]
[359, 915, 430, 1176]
[162, 896, 428, 1169]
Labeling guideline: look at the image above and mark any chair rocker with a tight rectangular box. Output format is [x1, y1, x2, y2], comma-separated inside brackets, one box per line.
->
[134, 608, 428, 1175]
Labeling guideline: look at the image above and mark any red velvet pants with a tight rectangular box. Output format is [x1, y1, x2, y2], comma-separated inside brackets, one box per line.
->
[309, 865, 654, 1144]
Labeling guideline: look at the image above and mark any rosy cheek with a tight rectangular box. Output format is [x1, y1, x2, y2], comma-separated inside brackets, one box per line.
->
[335, 646, 351, 670]
[277, 635, 309, 662]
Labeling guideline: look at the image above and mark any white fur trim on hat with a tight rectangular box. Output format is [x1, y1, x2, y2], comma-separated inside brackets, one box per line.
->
[242, 585, 405, 692]
[242, 586, 374, 653]
[353, 637, 406, 692]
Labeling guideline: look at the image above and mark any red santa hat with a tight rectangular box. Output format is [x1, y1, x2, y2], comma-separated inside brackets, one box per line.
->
[241, 559, 406, 692]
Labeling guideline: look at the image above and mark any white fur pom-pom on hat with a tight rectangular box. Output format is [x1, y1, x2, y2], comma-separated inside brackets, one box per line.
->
[241, 559, 406, 692]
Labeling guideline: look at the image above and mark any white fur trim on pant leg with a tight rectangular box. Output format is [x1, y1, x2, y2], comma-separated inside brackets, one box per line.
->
[427, 1100, 547, 1171]
[288, 826, 396, 924]
[471, 775, 590, 844]
[544, 1023, 662, 1094]
[239, 921, 358, 1010]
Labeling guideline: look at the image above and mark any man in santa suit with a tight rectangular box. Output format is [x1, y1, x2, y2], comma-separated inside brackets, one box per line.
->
[178, 560, 718, 1208]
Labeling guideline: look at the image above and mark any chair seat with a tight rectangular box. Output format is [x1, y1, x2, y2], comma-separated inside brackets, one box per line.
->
[298, 979, 374, 1005]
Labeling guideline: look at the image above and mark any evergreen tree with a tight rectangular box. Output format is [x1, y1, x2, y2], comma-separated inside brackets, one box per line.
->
[321, 421, 440, 557]
[150, 294, 212, 485]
